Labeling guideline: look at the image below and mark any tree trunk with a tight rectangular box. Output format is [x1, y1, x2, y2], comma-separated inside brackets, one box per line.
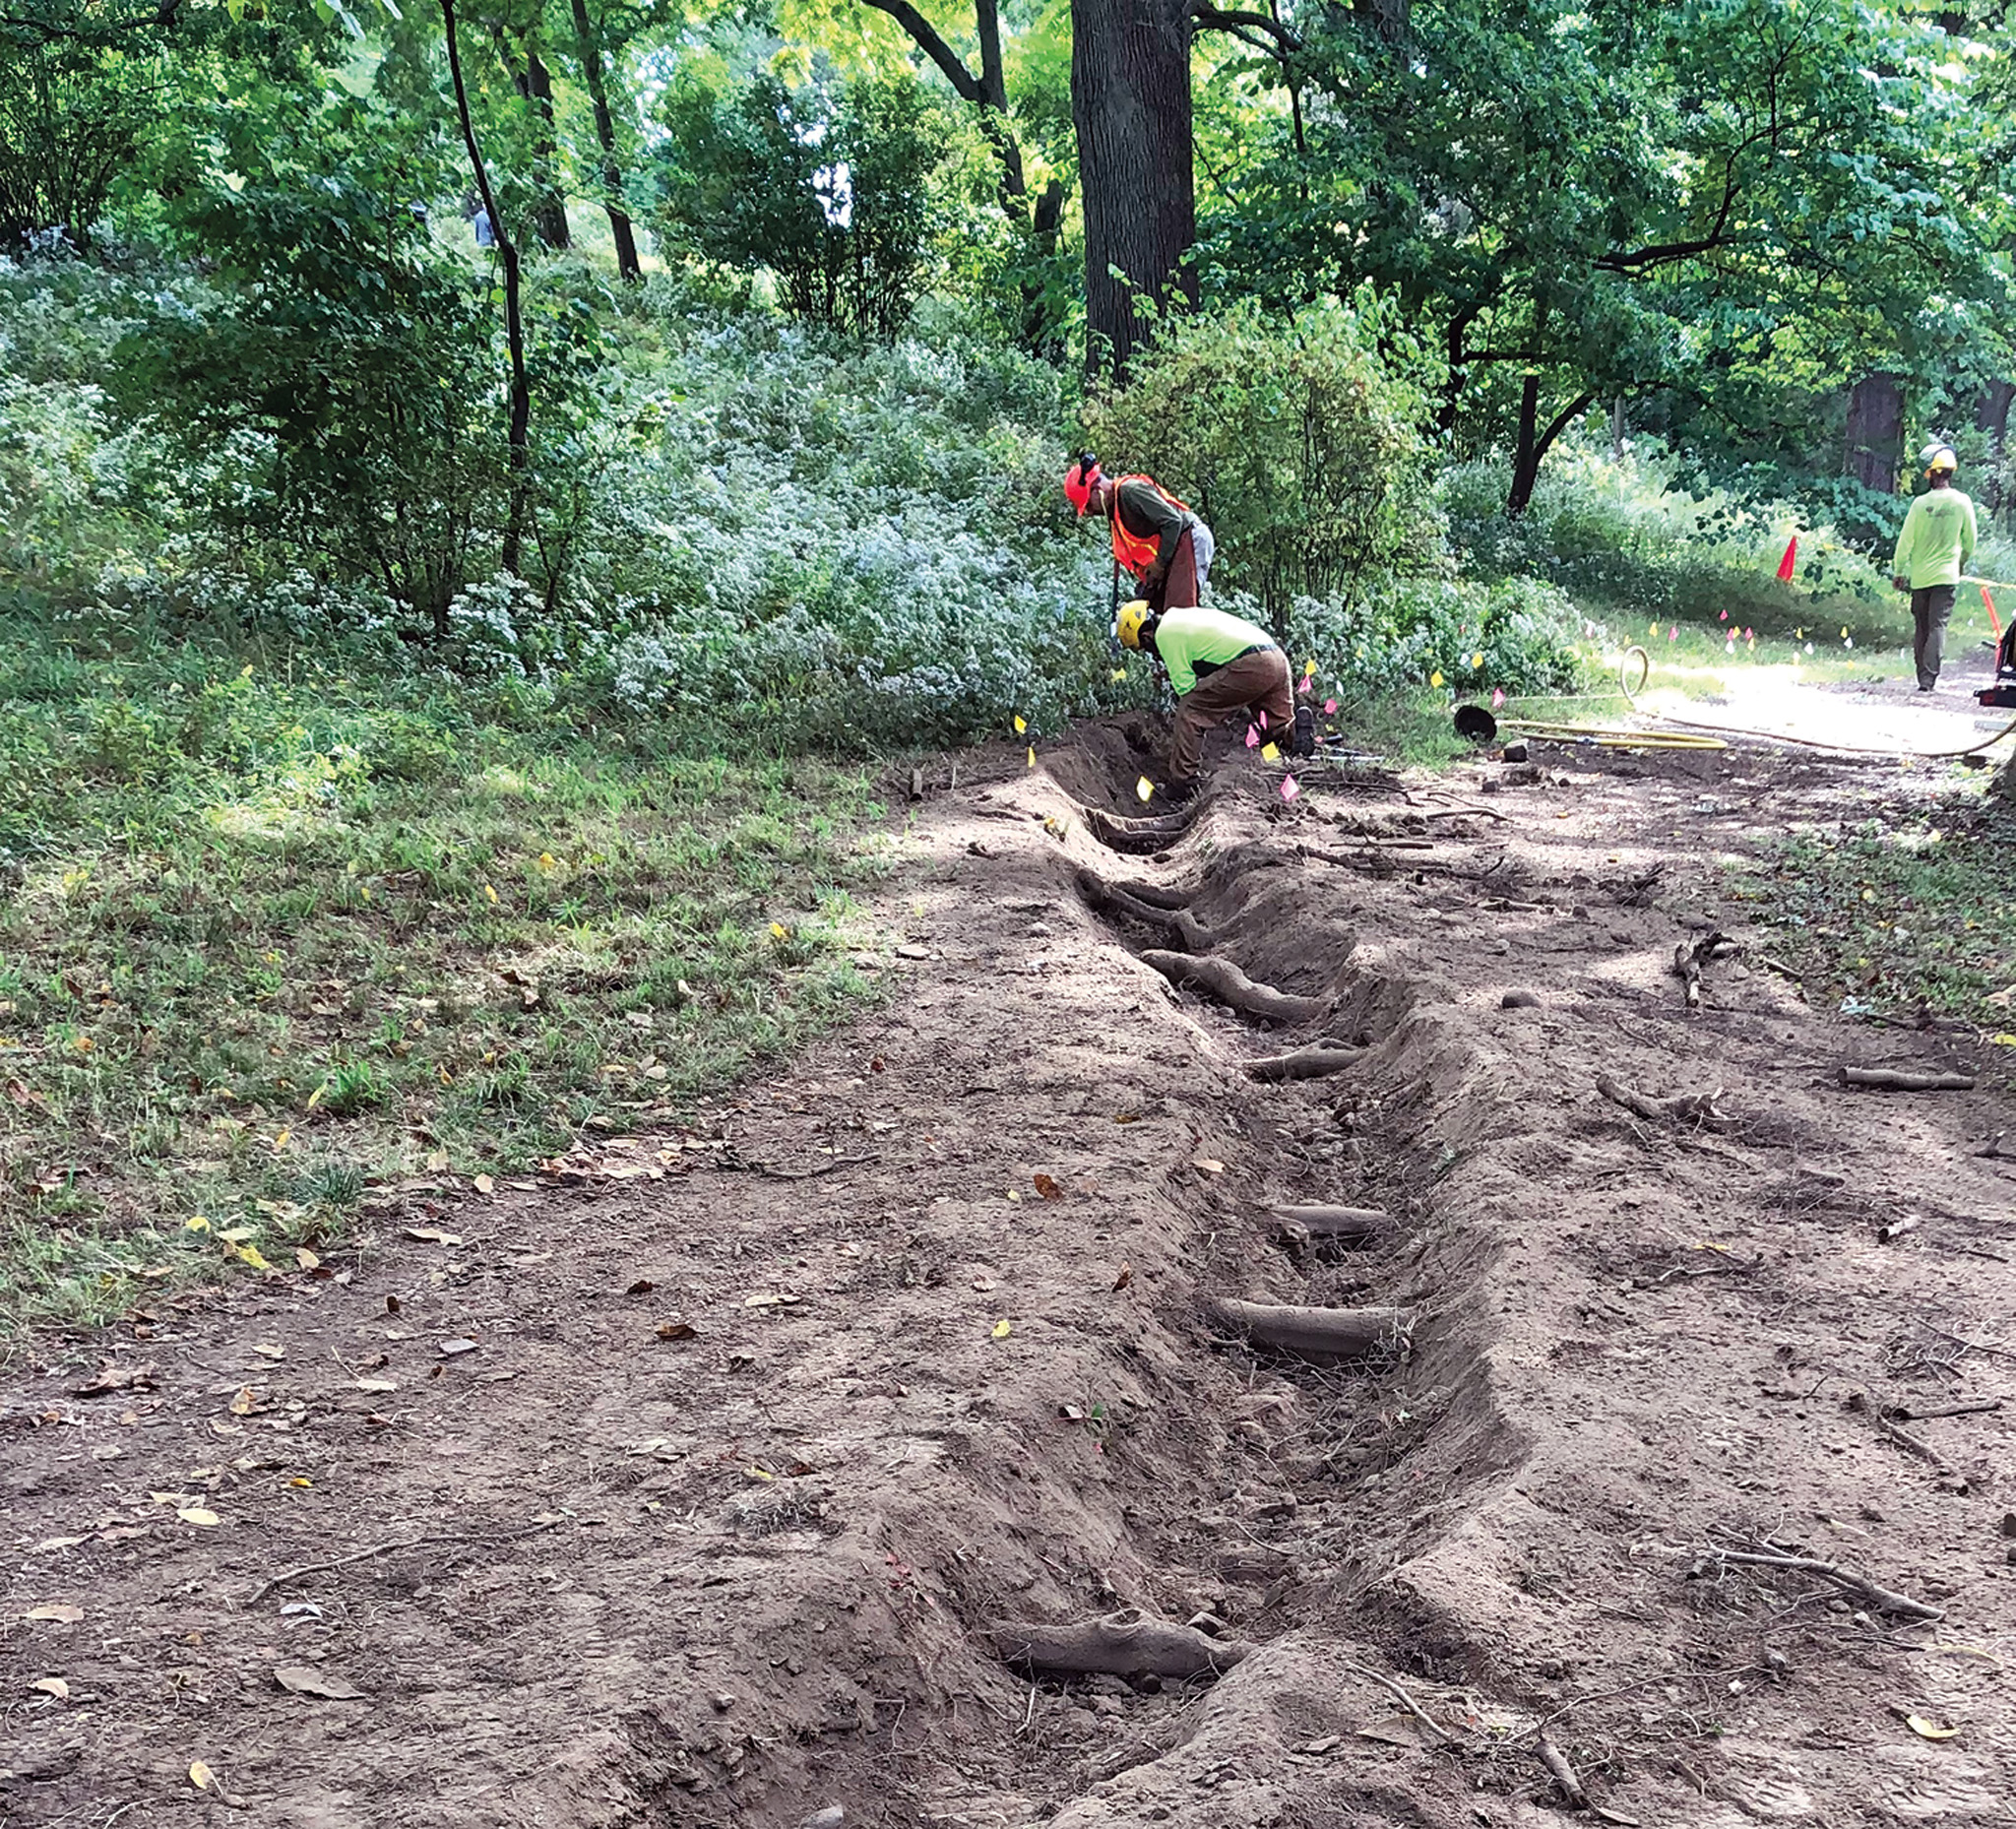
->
[1845, 372, 1904, 493]
[1506, 380, 1595, 518]
[491, 28, 572, 251]
[444, 0, 533, 581]
[1072, 0, 1198, 377]
[569, 0, 641, 281]
[1975, 381, 2013, 518]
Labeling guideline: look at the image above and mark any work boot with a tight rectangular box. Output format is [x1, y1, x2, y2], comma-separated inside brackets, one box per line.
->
[1292, 704, 1316, 759]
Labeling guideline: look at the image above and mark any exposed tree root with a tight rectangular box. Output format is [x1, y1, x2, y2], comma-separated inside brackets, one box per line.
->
[987, 1608, 1254, 1677]
[1596, 1073, 1733, 1129]
[1273, 1204, 1393, 1245]
[1076, 867, 1217, 952]
[1141, 950, 1330, 1025]
[1670, 929, 1740, 1011]
[1083, 805, 1201, 855]
[1203, 1296, 1414, 1360]
[1839, 1066, 1976, 1092]
[1242, 1042, 1363, 1082]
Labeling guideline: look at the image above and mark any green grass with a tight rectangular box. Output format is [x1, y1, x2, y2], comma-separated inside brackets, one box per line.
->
[1725, 785, 2016, 1026]
[0, 603, 887, 1332]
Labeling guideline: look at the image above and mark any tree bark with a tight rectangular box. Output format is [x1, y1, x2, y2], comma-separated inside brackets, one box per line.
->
[569, 0, 641, 281]
[443, 0, 533, 582]
[1072, 0, 1198, 377]
[489, 26, 571, 251]
[1845, 372, 1904, 493]
[1506, 381, 1595, 518]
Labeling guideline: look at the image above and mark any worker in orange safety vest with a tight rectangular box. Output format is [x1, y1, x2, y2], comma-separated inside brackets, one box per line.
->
[1063, 451, 1216, 612]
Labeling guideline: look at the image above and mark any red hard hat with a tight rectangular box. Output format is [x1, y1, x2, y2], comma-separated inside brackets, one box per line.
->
[1063, 455, 1102, 515]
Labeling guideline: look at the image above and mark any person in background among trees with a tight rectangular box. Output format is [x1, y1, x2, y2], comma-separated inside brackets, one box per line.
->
[1891, 443, 1979, 692]
[1063, 452, 1215, 611]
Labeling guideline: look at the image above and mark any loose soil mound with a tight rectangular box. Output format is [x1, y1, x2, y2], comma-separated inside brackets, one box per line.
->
[3, 729, 2012, 1827]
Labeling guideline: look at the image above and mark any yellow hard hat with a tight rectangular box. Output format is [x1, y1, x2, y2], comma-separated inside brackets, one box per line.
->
[1116, 599, 1152, 650]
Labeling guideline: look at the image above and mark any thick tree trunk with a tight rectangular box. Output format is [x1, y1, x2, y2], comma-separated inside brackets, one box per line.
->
[569, 0, 641, 281]
[1975, 381, 2012, 517]
[492, 29, 572, 251]
[1072, 0, 1198, 377]
[1845, 372, 1904, 493]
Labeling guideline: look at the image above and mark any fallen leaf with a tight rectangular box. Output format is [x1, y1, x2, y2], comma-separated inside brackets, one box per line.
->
[280, 1603, 323, 1618]
[991, 1319, 1013, 1340]
[437, 1338, 479, 1357]
[473, 1173, 495, 1195]
[217, 1224, 255, 1243]
[273, 1664, 364, 1701]
[895, 943, 929, 960]
[177, 1508, 220, 1528]
[234, 1245, 273, 1272]
[769, 921, 788, 939]
[294, 1246, 320, 1270]
[71, 1360, 157, 1396]
[404, 1227, 462, 1245]
[25, 1605, 84, 1623]
[627, 1279, 656, 1295]
[352, 1377, 399, 1393]
[30, 1677, 69, 1701]
[32, 1537, 88, 1553]
[228, 1387, 260, 1416]
[1906, 1714, 1962, 1740]
[190, 1760, 215, 1791]
[1033, 1173, 1062, 1200]
[655, 1320, 697, 1341]
[1191, 1157, 1226, 1175]
[251, 1342, 284, 1360]
[184, 1215, 211, 1232]
[1112, 1263, 1134, 1292]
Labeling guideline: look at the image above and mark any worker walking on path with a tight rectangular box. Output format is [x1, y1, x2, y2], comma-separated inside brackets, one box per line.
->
[1118, 599, 1310, 799]
[1891, 443, 1979, 692]
[1063, 452, 1215, 611]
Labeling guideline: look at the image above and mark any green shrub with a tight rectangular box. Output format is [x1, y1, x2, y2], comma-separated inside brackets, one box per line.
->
[1079, 297, 1441, 629]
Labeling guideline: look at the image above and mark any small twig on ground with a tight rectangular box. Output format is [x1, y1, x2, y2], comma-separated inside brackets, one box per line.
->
[1755, 954, 1803, 982]
[1702, 1543, 1943, 1622]
[1537, 1735, 1588, 1807]
[1597, 1073, 1733, 1129]
[730, 1153, 877, 1180]
[244, 1520, 558, 1607]
[1335, 1655, 1458, 1744]
[1887, 1399, 2002, 1422]
[1872, 1412, 1954, 1472]
[1839, 1067, 1976, 1093]
[1914, 1321, 2016, 1362]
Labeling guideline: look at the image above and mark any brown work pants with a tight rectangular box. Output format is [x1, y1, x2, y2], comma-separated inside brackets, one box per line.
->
[1146, 526, 1202, 611]
[1168, 646, 1293, 785]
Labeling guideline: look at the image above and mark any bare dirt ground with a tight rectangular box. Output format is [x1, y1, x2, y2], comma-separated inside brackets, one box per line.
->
[5, 707, 2014, 1829]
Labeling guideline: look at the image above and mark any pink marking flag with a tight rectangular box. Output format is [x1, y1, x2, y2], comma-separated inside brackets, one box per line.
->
[1279, 775, 1300, 802]
[1322, 698, 1337, 715]
[1297, 674, 1311, 696]
[1491, 688, 1506, 709]
[1244, 725, 1259, 748]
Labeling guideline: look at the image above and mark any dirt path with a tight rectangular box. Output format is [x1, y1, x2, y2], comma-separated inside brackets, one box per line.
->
[5, 717, 2014, 1828]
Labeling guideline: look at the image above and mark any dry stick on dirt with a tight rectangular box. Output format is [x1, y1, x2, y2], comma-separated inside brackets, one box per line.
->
[1203, 1296, 1415, 1360]
[1596, 1073, 1733, 1129]
[1140, 950, 1330, 1025]
[1704, 1545, 1944, 1622]
[1075, 866, 1218, 951]
[1873, 1413, 1954, 1473]
[1839, 1066, 1977, 1093]
[1274, 1203, 1393, 1243]
[987, 1609, 1254, 1677]
[1334, 1655, 1458, 1744]
[1889, 1398, 2003, 1421]
[243, 1521, 558, 1607]
[1537, 1735, 1589, 1807]
[1242, 1042, 1364, 1082]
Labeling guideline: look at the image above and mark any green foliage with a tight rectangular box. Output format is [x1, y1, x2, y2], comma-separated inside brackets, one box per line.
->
[1441, 437, 1913, 646]
[654, 68, 958, 339]
[1079, 298, 1440, 628]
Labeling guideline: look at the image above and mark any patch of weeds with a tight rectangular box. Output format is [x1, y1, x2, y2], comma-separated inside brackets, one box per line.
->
[0, 609, 889, 1334]
[1725, 788, 2016, 1030]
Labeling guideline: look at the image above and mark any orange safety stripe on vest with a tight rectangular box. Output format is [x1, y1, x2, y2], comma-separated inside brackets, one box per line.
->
[1109, 474, 1191, 576]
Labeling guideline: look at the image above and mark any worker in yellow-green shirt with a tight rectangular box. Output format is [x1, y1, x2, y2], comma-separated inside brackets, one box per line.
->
[1891, 443, 1979, 691]
[1117, 599, 1311, 800]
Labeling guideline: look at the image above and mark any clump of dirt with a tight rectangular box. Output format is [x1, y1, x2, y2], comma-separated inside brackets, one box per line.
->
[3, 731, 2012, 1828]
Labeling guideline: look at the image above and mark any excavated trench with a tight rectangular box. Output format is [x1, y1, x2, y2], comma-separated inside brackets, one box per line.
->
[10, 718, 2007, 1829]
